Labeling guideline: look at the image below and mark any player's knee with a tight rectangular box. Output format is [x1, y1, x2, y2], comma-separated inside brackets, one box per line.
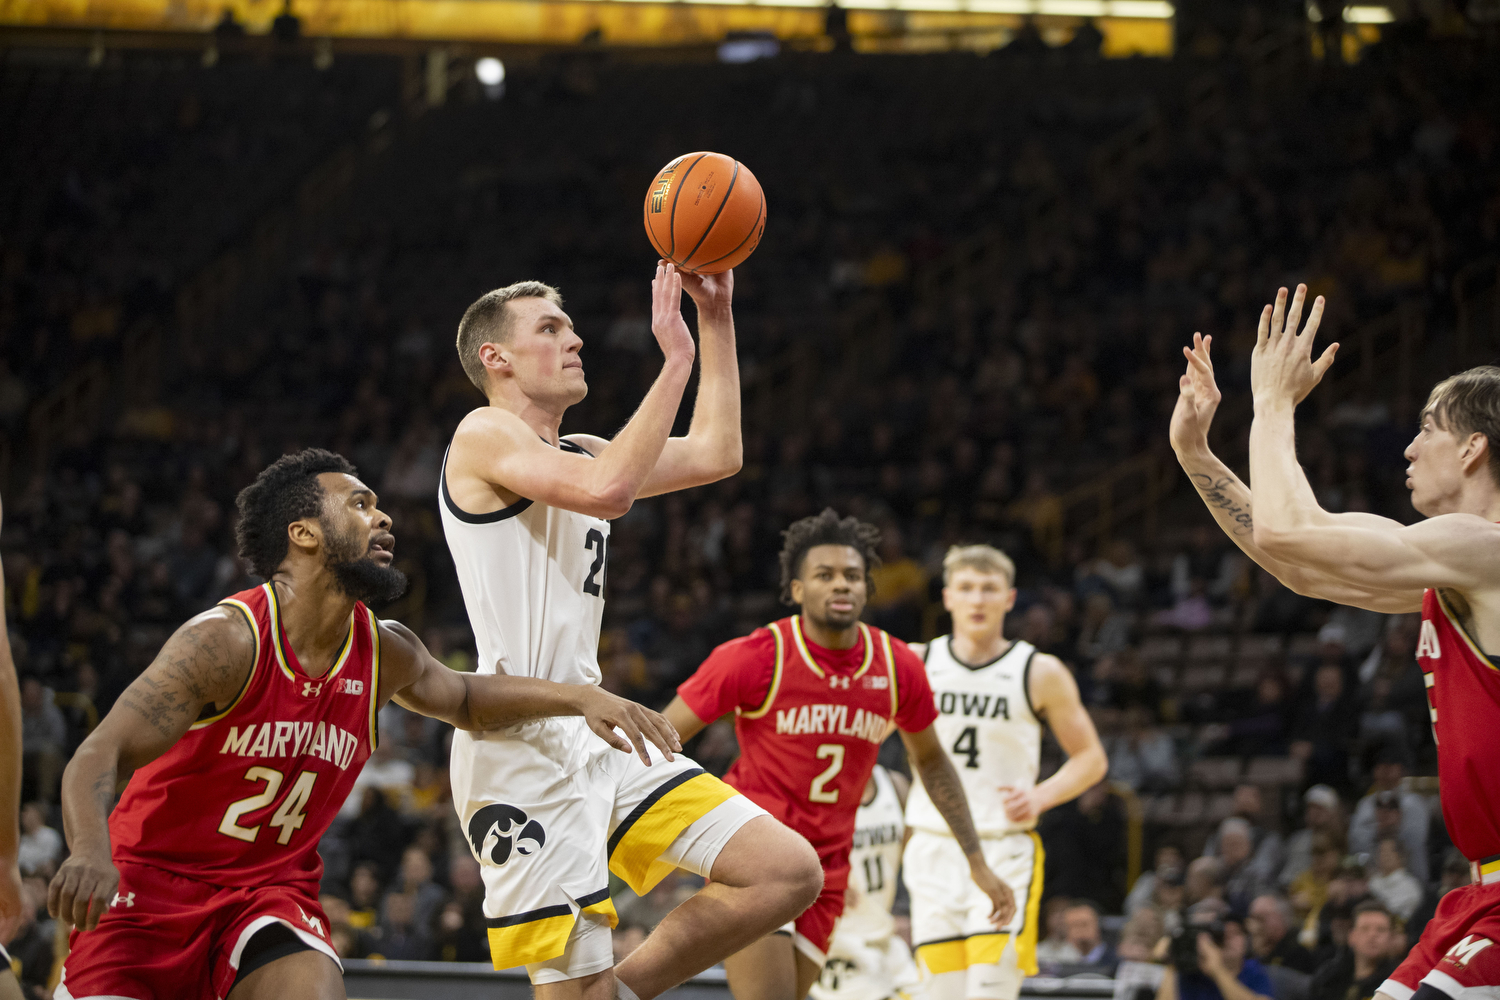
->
[774, 832, 824, 911]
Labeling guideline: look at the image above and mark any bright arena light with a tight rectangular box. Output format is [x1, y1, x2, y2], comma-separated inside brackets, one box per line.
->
[475, 57, 505, 86]
[1344, 4, 1394, 22]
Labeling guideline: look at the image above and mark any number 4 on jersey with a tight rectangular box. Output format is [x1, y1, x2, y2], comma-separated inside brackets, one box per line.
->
[952, 725, 980, 769]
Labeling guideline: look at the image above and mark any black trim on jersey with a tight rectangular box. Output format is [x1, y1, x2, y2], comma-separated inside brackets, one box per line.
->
[440, 446, 533, 524]
[1021, 650, 1040, 720]
[607, 767, 706, 858]
[946, 635, 1017, 672]
[559, 438, 594, 458]
[575, 887, 611, 908]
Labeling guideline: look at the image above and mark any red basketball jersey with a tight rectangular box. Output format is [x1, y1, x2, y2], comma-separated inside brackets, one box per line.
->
[1417, 588, 1500, 863]
[677, 616, 937, 870]
[110, 583, 380, 888]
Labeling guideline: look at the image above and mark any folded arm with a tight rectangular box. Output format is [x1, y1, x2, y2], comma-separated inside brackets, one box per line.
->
[378, 621, 680, 764]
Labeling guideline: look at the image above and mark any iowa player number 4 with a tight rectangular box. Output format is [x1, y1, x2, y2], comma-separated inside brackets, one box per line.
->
[218, 767, 318, 846]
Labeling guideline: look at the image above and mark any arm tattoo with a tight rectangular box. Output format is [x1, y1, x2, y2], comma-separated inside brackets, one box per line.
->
[1188, 472, 1254, 536]
[917, 754, 983, 856]
[119, 617, 250, 740]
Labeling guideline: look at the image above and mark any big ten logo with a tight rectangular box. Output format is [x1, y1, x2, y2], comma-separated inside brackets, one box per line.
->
[340, 679, 364, 696]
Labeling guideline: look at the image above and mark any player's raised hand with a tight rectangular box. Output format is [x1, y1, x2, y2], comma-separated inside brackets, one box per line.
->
[650, 262, 697, 364]
[1251, 284, 1338, 407]
[49, 849, 120, 931]
[971, 860, 1017, 928]
[998, 785, 1044, 827]
[677, 267, 734, 315]
[576, 685, 682, 766]
[1169, 332, 1222, 457]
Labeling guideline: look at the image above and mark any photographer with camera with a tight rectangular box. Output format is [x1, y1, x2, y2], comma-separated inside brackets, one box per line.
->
[1157, 902, 1275, 1000]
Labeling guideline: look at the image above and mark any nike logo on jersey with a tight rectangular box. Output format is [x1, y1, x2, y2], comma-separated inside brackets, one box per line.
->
[936, 691, 1010, 720]
[775, 704, 888, 743]
[220, 721, 362, 769]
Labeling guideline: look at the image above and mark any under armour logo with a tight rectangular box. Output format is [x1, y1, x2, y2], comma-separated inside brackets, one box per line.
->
[830, 676, 850, 690]
[299, 905, 325, 937]
[111, 892, 135, 908]
[301, 681, 323, 698]
[468, 804, 546, 867]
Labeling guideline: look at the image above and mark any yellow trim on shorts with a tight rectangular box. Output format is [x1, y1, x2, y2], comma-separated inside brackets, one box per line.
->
[608, 772, 739, 895]
[740, 624, 785, 720]
[486, 913, 576, 969]
[1015, 831, 1045, 976]
[582, 895, 620, 928]
[915, 831, 1045, 976]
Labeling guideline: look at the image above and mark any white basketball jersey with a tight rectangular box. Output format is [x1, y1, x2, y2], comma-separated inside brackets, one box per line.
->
[843, 766, 906, 941]
[905, 636, 1041, 838]
[440, 439, 610, 771]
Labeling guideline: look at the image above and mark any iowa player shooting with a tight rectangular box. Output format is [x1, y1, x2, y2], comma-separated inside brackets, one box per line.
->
[48, 450, 678, 1000]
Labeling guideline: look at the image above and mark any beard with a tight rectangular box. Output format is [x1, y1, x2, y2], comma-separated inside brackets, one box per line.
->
[322, 521, 408, 606]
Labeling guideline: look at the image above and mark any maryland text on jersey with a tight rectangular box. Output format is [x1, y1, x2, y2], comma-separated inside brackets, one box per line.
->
[219, 720, 364, 770]
[775, 704, 890, 744]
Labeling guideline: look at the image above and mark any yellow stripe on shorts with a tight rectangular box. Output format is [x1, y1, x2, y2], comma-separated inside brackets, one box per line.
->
[608, 768, 739, 895]
[485, 888, 616, 969]
[916, 831, 1046, 976]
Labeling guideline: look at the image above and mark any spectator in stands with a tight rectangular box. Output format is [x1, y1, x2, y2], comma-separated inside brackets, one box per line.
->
[19, 676, 66, 804]
[1036, 896, 1079, 964]
[1158, 905, 1274, 1000]
[347, 786, 407, 879]
[1280, 786, 1345, 889]
[385, 846, 446, 935]
[1290, 836, 1343, 949]
[1217, 818, 1271, 913]
[16, 802, 62, 877]
[347, 861, 383, 930]
[1199, 671, 1291, 758]
[1188, 857, 1227, 908]
[1366, 837, 1423, 922]
[1247, 894, 1317, 974]
[1107, 704, 1181, 792]
[1349, 746, 1429, 885]
[1206, 787, 1284, 892]
[1090, 648, 1167, 723]
[1064, 899, 1115, 968]
[1119, 908, 1167, 962]
[1408, 850, 1471, 940]
[1309, 858, 1373, 966]
[1127, 844, 1187, 915]
[1041, 781, 1128, 913]
[1307, 901, 1397, 1000]
[1290, 665, 1359, 795]
[376, 890, 432, 961]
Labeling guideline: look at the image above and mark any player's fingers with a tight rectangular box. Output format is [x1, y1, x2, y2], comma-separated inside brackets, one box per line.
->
[71, 876, 96, 930]
[46, 869, 69, 919]
[86, 881, 113, 931]
[1313, 343, 1340, 381]
[1284, 285, 1306, 349]
[591, 718, 634, 756]
[636, 709, 676, 762]
[1269, 287, 1287, 341]
[1255, 304, 1271, 348]
[1201, 333, 1213, 362]
[1302, 294, 1325, 339]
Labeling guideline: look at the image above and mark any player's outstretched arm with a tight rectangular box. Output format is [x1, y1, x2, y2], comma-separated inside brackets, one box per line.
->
[1247, 286, 1495, 597]
[571, 269, 742, 499]
[900, 725, 1016, 926]
[661, 696, 710, 744]
[0, 494, 22, 944]
[1000, 655, 1106, 827]
[377, 621, 680, 765]
[1170, 327, 1421, 613]
[450, 263, 697, 521]
[50, 607, 256, 931]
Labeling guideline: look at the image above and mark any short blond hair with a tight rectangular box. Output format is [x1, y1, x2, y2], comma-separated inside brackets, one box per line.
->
[942, 544, 1015, 587]
[455, 280, 564, 393]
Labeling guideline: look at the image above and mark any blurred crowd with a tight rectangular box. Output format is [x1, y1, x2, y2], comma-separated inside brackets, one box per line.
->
[4, 8, 1499, 994]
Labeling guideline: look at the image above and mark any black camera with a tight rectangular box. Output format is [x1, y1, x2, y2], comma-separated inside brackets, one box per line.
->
[1170, 919, 1226, 975]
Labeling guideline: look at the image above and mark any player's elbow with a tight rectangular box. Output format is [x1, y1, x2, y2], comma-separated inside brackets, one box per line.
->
[1252, 523, 1295, 556]
[588, 483, 636, 521]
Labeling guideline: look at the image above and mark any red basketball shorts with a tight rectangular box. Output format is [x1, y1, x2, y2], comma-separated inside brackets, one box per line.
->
[777, 862, 848, 967]
[1384, 874, 1500, 1000]
[56, 860, 340, 1000]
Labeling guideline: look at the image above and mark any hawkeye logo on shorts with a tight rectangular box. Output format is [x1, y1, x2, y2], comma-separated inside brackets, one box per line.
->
[468, 804, 547, 867]
[1445, 936, 1494, 969]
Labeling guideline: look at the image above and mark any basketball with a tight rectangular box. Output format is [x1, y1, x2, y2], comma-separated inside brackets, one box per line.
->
[643, 151, 766, 274]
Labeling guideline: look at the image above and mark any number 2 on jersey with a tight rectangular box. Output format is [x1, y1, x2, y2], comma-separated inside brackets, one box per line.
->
[809, 744, 845, 803]
[583, 528, 608, 596]
[952, 725, 980, 769]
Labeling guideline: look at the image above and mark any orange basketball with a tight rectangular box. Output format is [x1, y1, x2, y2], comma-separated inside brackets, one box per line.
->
[643, 152, 766, 275]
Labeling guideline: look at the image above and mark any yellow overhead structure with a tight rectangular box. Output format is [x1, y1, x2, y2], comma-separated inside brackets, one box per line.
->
[1, 0, 1173, 53]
